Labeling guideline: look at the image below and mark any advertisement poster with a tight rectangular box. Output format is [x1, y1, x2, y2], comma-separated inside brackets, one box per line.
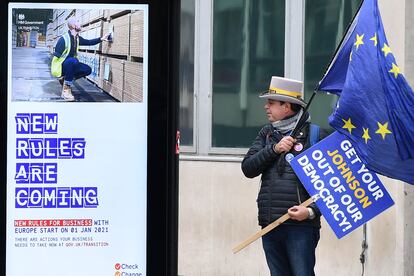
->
[290, 132, 394, 239]
[7, 3, 148, 276]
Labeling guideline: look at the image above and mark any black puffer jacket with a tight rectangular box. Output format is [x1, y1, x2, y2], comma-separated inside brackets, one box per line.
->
[242, 122, 322, 228]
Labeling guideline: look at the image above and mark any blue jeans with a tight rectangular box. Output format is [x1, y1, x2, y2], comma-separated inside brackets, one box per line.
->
[262, 225, 320, 276]
[62, 57, 92, 82]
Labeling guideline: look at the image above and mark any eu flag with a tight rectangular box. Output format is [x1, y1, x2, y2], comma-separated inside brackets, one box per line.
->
[317, 0, 414, 184]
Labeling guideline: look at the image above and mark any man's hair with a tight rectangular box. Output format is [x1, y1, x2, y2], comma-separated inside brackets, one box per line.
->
[290, 103, 302, 113]
[279, 101, 302, 113]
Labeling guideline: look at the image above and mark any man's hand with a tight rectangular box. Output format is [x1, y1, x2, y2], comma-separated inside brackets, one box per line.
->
[273, 136, 296, 154]
[288, 205, 309, 221]
[101, 32, 111, 42]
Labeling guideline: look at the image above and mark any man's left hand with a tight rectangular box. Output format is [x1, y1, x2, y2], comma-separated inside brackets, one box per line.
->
[288, 205, 309, 221]
[101, 32, 111, 42]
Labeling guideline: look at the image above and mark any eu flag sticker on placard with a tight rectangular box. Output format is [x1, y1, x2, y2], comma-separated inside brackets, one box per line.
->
[290, 131, 394, 239]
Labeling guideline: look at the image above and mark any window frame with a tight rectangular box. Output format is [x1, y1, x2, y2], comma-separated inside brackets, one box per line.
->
[179, 0, 197, 154]
[180, 0, 305, 158]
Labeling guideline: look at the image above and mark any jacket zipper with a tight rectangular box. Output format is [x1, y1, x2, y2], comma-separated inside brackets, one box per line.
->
[296, 184, 302, 204]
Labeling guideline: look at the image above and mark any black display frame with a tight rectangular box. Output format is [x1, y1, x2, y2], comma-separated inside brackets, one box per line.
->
[0, 1, 180, 275]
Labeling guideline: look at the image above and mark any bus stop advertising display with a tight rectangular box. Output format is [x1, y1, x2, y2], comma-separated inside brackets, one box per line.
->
[7, 3, 148, 276]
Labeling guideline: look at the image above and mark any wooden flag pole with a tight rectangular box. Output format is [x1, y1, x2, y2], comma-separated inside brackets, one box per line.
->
[232, 197, 314, 254]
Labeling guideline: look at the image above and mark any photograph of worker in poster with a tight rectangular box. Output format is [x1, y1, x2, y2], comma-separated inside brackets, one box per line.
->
[11, 7, 145, 102]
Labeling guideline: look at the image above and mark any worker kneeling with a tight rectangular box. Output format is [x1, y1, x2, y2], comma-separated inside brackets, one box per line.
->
[51, 17, 110, 101]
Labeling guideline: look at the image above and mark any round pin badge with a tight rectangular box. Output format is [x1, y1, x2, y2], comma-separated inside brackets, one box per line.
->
[285, 153, 295, 163]
[294, 143, 304, 152]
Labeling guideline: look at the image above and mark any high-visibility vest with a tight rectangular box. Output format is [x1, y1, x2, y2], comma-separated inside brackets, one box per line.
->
[51, 32, 79, 77]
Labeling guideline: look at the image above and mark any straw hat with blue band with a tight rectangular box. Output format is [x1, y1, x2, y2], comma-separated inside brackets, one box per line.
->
[259, 76, 306, 107]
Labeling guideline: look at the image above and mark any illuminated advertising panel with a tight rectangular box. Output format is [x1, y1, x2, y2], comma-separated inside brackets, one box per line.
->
[7, 3, 148, 275]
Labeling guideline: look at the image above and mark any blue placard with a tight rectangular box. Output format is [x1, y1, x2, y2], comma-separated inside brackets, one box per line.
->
[290, 131, 394, 239]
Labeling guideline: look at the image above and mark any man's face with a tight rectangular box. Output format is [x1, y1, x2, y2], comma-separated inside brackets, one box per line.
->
[264, 99, 290, 122]
[69, 21, 81, 33]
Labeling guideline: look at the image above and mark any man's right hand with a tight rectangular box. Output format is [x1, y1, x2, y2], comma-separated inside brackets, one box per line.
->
[273, 136, 296, 154]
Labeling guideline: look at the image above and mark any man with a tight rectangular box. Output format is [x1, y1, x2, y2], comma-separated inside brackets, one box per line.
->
[51, 17, 110, 101]
[241, 76, 324, 276]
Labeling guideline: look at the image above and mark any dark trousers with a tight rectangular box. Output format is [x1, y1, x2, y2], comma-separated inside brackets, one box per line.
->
[62, 57, 92, 82]
[262, 225, 320, 276]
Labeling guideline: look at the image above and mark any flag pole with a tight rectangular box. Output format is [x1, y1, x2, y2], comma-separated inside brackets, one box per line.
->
[291, 0, 364, 137]
[314, 0, 364, 92]
[291, 90, 317, 137]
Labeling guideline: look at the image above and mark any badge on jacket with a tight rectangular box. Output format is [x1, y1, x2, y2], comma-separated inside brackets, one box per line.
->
[285, 153, 295, 163]
[294, 143, 303, 152]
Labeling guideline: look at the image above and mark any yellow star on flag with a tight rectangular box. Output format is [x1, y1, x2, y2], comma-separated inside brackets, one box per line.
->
[342, 118, 356, 134]
[370, 33, 378, 46]
[354, 34, 364, 50]
[382, 43, 392, 57]
[375, 122, 392, 140]
[389, 63, 401, 78]
[362, 128, 371, 144]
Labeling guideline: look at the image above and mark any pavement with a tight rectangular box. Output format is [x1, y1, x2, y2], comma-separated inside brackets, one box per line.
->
[11, 47, 117, 102]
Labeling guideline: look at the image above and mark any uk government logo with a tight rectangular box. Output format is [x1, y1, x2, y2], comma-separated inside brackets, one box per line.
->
[114, 262, 142, 276]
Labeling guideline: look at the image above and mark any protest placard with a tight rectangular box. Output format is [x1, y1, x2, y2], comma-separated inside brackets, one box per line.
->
[290, 131, 394, 238]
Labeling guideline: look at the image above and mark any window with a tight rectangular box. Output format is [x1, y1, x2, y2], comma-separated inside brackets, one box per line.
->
[212, 0, 285, 148]
[304, 0, 361, 129]
[179, 0, 362, 156]
[179, 0, 195, 146]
